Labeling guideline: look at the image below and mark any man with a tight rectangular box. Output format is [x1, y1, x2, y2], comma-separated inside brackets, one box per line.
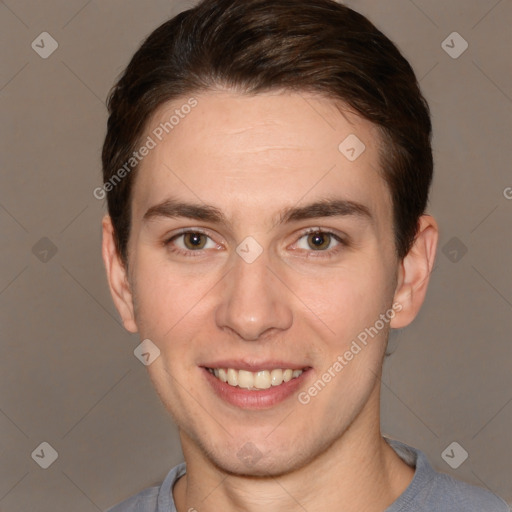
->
[101, 0, 509, 510]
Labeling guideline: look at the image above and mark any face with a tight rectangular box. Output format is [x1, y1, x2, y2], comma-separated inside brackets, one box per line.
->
[110, 90, 407, 476]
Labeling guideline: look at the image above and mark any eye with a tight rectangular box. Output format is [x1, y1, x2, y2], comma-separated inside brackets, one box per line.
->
[164, 228, 346, 258]
[293, 228, 345, 255]
[164, 229, 219, 255]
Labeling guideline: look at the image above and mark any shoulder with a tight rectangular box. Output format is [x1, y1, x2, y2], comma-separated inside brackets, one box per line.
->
[105, 462, 186, 512]
[385, 438, 510, 512]
[105, 486, 159, 512]
[425, 471, 510, 511]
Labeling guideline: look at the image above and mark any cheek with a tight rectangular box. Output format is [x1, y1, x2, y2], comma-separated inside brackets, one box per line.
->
[131, 256, 210, 342]
[291, 258, 393, 342]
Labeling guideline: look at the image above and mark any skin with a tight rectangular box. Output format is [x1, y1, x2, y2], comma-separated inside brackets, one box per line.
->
[102, 90, 438, 512]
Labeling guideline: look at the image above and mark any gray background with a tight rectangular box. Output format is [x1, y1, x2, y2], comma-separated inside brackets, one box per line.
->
[1, 0, 511, 510]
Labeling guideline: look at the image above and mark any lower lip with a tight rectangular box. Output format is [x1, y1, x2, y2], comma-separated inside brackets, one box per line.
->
[202, 367, 310, 410]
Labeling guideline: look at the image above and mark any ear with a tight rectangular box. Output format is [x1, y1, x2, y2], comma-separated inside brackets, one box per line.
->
[390, 215, 438, 329]
[101, 215, 138, 333]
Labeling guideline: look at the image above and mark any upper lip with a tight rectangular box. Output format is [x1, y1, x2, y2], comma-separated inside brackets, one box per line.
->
[201, 360, 310, 371]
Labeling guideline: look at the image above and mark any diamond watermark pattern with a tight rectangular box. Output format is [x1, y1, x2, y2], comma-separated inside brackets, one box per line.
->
[31, 32, 59, 59]
[441, 441, 468, 469]
[441, 32, 468, 59]
[236, 236, 263, 264]
[442, 236, 468, 263]
[134, 339, 161, 366]
[338, 134, 366, 161]
[32, 237, 58, 263]
[31, 442, 58, 469]
[237, 441, 263, 466]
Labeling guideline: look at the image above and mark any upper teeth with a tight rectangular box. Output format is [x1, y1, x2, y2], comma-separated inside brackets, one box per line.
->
[209, 368, 304, 390]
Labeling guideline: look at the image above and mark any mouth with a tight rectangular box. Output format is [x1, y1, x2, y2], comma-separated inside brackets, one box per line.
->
[205, 367, 305, 390]
[201, 363, 311, 409]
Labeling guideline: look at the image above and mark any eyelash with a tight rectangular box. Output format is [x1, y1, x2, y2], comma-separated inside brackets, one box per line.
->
[163, 227, 347, 259]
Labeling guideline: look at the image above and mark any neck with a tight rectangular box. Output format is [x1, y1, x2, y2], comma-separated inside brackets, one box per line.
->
[173, 385, 414, 512]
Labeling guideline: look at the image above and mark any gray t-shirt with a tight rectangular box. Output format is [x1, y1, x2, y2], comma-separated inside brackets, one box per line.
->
[106, 438, 509, 511]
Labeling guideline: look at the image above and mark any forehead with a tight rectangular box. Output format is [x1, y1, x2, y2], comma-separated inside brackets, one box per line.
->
[131, 90, 391, 231]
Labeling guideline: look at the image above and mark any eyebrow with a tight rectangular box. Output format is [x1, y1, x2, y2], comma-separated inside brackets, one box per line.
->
[142, 196, 373, 228]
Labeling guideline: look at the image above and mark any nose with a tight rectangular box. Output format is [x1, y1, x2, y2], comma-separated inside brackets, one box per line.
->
[215, 249, 293, 341]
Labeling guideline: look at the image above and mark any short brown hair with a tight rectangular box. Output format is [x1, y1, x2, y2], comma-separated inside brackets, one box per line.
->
[102, 0, 433, 266]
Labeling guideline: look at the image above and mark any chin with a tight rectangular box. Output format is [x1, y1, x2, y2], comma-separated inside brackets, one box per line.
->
[213, 453, 305, 478]
[200, 437, 313, 478]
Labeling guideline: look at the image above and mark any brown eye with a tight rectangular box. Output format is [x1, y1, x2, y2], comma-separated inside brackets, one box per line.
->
[293, 229, 346, 258]
[183, 232, 208, 250]
[164, 229, 218, 256]
[307, 232, 332, 250]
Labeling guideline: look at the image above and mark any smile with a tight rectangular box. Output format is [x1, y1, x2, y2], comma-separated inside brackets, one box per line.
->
[206, 367, 304, 390]
[203, 364, 311, 409]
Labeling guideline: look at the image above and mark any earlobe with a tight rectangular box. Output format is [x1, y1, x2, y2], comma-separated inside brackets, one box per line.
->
[101, 215, 138, 333]
[390, 215, 438, 329]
